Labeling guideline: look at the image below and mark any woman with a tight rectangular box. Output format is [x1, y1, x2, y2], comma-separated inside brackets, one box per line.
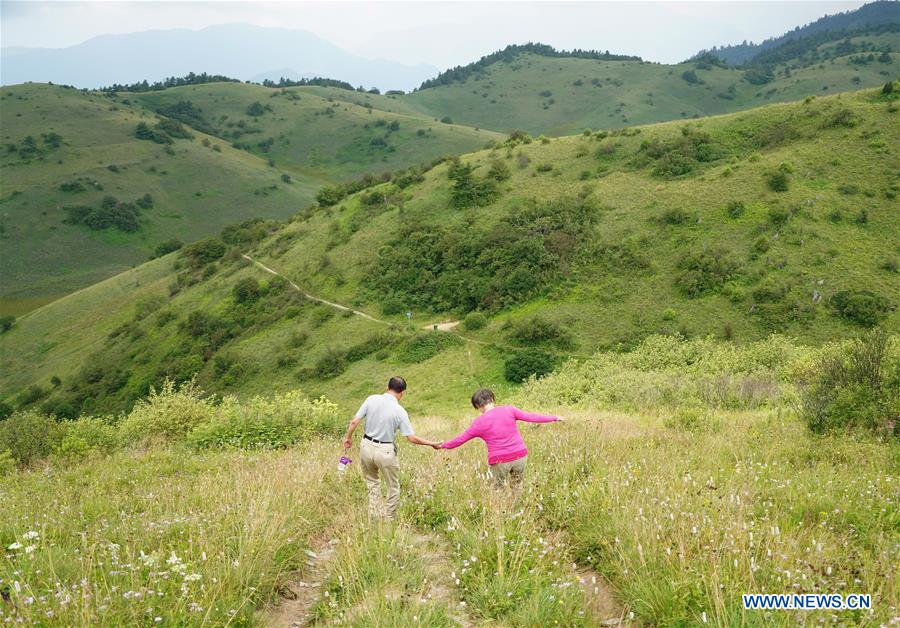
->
[438, 388, 562, 485]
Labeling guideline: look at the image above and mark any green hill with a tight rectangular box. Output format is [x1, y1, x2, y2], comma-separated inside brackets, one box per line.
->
[403, 37, 899, 135]
[1, 86, 896, 418]
[0, 82, 499, 315]
[127, 82, 501, 182]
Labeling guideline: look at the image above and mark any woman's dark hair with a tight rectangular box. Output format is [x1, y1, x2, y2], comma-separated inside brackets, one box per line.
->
[388, 376, 407, 393]
[471, 388, 496, 409]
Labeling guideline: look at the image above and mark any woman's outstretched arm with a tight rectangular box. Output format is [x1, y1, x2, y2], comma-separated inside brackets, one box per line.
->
[511, 407, 560, 423]
[440, 425, 477, 450]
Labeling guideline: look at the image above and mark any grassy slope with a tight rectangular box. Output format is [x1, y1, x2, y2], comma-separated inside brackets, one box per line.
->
[0, 84, 317, 312]
[129, 82, 501, 182]
[0, 83, 499, 314]
[1, 87, 897, 415]
[404, 37, 900, 135]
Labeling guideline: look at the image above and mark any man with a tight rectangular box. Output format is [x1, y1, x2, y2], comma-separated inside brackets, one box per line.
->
[342, 376, 440, 520]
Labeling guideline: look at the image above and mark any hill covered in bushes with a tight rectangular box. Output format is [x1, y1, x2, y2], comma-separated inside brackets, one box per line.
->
[1, 85, 897, 419]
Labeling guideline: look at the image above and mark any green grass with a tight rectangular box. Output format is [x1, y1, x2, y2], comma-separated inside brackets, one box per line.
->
[404, 41, 899, 135]
[0, 83, 499, 313]
[1, 87, 897, 418]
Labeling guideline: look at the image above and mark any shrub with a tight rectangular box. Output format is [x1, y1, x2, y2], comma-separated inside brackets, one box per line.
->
[187, 391, 340, 449]
[675, 247, 741, 297]
[381, 297, 406, 316]
[766, 171, 789, 192]
[0, 314, 14, 333]
[346, 334, 396, 363]
[681, 70, 703, 85]
[504, 348, 557, 383]
[0, 410, 62, 466]
[281, 173, 292, 184]
[246, 101, 266, 116]
[440, 116, 453, 124]
[767, 206, 789, 226]
[315, 349, 347, 378]
[509, 317, 572, 348]
[832, 290, 892, 326]
[464, 312, 488, 330]
[487, 160, 511, 181]
[663, 407, 721, 434]
[725, 200, 745, 218]
[399, 332, 462, 363]
[55, 417, 119, 461]
[232, 277, 261, 304]
[801, 329, 898, 435]
[153, 239, 183, 258]
[658, 207, 693, 225]
[119, 379, 218, 444]
[183, 237, 226, 266]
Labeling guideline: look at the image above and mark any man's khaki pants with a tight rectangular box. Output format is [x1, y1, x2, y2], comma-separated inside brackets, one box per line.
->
[360, 438, 400, 520]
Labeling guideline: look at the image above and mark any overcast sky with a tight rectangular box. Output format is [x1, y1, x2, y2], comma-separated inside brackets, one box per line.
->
[1, 1, 869, 68]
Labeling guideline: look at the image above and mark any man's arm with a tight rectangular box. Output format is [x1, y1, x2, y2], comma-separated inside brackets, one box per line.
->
[343, 416, 362, 449]
[405, 434, 442, 448]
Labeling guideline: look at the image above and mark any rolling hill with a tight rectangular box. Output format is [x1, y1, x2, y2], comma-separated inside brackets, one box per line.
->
[2, 85, 896, 418]
[0, 82, 500, 313]
[403, 36, 899, 135]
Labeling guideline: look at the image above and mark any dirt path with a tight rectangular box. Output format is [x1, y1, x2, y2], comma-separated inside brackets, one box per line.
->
[264, 536, 338, 628]
[242, 254, 387, 325]
[409, 530, 475, 627]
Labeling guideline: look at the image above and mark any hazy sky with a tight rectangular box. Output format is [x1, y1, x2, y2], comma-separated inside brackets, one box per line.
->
[1, 1, 869, 68]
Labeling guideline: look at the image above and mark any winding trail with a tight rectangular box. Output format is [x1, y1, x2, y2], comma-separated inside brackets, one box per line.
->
[242, 254, 386, 325]
[242, 254, 490, 346]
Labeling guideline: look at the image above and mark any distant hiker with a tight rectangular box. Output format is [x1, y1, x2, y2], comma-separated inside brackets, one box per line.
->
[343, 376, 441, 520]
[438, 388, 562, 486]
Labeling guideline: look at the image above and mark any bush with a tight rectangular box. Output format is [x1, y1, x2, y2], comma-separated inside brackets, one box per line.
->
[55, 417, 119, 461]
[232, 277, 261, 304]
[663, 407, 721, 434]
[381, 297, 406, 316]
[504, 348, 557, 383]
[658, 207, 693, 225]
[153, 239, 183, 258]
[509, 317, 572, 348]
[766, 171, 789, 192]
[0, 410, 62, 466]
[399, 332, 462, 363]
[346, 334, 396, 362]
[315, 349, 347, 378]
[725, 200, 745, 218]
[187, 391, 340, 449]
[183, 237, 226, 266]
[675, 247, 741, 297]
[0, 314, 14, 333]
[802, 329, 898, 435]
[832, 290, 892, 326]
[464, 312, 488, 330]
[767, 206, 789, 226]
[119, 379, 219, 444]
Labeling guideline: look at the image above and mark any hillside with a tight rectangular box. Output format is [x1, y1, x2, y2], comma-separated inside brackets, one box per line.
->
[404, 40, 898, 135]
[0, 82, 499, 314]
[2, 86, 896, 418]
[128, 82, 501, 182]
[698, 0, 900, 66]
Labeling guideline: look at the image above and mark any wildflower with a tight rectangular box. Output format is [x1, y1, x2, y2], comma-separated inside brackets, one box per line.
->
[22, 531, 39, 540]
[25, 546, 36, 554]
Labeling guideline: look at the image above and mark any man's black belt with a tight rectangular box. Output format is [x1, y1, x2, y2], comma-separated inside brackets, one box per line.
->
[364, 434, 392, 444]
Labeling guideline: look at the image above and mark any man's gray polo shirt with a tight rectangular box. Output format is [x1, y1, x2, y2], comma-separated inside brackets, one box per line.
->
[356, 393, 414, 442]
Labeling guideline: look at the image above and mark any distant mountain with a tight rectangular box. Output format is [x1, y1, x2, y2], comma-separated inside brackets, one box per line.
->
[695, 0, 899, 66]
[0, 24, 438, 91]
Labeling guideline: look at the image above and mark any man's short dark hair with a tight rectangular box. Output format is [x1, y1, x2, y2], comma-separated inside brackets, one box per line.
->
[388, 376, 407, 393]
[471, 388, 496, 409]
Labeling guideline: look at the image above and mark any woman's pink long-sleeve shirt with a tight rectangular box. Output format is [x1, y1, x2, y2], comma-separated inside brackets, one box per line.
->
[440, 405, 558, 464]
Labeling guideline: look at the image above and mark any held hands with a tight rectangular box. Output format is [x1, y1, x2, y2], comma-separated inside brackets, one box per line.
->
[430, 441, 444, 450]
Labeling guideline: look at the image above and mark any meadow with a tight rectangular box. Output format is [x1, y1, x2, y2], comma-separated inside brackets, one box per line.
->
[1, 333, 897, 626]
